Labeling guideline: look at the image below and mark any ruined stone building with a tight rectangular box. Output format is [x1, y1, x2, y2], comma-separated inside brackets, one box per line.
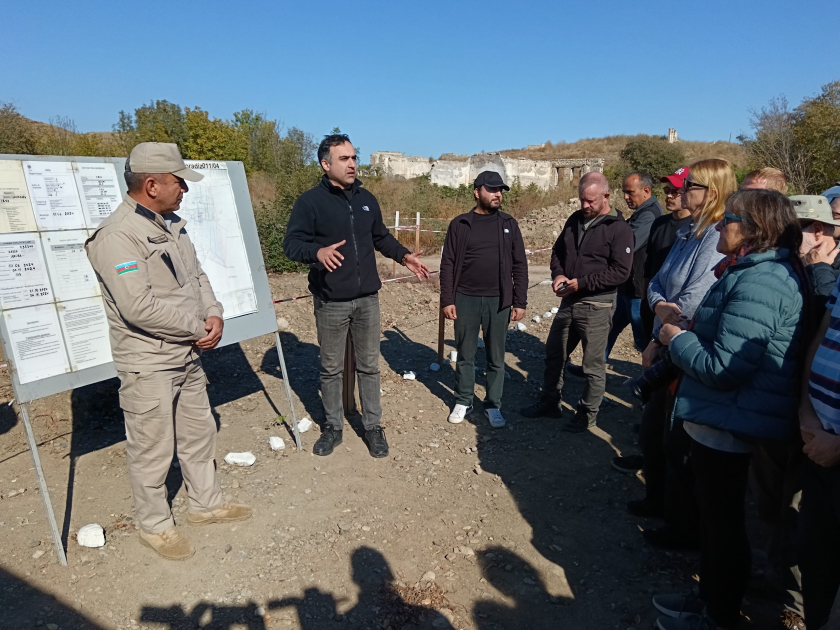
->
[369, 152, 605, 190]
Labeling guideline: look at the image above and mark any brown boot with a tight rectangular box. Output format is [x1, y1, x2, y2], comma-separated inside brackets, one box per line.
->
[139, 527, 195, 561]
[187, 502, 253, 526]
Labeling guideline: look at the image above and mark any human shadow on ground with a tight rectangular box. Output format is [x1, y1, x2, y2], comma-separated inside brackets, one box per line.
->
[0, 400, 17, 436]
[0, 566, 107, 629]
[139, 602, 267, 629]
[380, 327, 457, 407]
[269, 546, 455, 630]
[472, 546, 561, 630]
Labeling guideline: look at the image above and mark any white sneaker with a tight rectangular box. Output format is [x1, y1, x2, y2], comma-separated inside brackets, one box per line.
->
[448, 404, 472, 424]
[485, 408, 506, 428]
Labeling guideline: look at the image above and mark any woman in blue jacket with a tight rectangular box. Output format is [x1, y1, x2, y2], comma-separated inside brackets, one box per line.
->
[652, 189, 809, 630]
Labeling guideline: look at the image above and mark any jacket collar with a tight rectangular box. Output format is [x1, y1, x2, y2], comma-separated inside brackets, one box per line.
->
[576, 206, 621, 224]
[320, 174, 362, 196]
[737, 248, 792, 266]
[632, 196, 661, 214]
[124, 194, 186, 236]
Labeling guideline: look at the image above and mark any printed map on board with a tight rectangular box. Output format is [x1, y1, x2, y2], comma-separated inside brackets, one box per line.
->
[179, 162, 257, 319]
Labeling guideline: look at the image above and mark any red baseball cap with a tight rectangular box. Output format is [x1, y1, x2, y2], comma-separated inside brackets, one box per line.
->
[661, 167, 689, 188]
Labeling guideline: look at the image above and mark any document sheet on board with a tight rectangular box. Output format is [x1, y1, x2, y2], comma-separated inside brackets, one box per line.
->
[4, 304, 70, 384]
[41, 230, 100, 302]
[180, 161, 257, 318]
[0, 234, 54, 308]
[0, 161, 38, 233]
[22, 161, 87, 230]
[57, 297, 112, 371]
[73, 162, 121, 227]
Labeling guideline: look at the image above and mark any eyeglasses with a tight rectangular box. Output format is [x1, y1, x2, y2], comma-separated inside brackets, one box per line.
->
[723, 213, 742, 226]
[683, 180, 709, 192]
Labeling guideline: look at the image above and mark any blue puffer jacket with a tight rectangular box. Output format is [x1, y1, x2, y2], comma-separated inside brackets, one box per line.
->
[669, 248, 805, 440]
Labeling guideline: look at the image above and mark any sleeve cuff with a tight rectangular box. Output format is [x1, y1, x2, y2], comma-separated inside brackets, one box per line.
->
[205, 305, 223, 320]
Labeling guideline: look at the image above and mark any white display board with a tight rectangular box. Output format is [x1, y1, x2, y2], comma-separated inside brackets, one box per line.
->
[0, 154, 278, 402]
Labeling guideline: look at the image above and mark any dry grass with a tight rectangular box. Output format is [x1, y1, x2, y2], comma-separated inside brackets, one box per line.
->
[499, 134, 748, 168]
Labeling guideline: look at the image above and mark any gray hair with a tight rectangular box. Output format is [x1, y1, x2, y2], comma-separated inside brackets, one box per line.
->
[625, 171, 654, 190]
[124, 170, 161, 193]
[579, 171, 609, 195]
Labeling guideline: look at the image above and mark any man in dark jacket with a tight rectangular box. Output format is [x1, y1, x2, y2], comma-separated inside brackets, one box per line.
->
[439, 171, 528, 428]
[283, 134, 429, 458]
[604, 171, 662, 357]
[521, 172, 633, 432]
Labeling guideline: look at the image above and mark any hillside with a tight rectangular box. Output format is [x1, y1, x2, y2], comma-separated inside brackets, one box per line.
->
[497, 134, 748, 167]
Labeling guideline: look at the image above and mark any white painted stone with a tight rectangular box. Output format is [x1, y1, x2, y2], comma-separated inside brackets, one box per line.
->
[449, 350, 458, 362]
[224, 452, 256, 467]
[269, 437, 285, 451]
[531, 315, 541, 323]
[77, 524, 105, 548]
[297, 417, 313, 433]
[550, 307, 559, 314]
[543, 312, 552, 319]
[515, 322, 527, 331]
[403, 371, 416, 380]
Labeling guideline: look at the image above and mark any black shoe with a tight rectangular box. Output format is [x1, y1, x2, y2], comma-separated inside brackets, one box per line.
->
[365, 426, 389, 458]
[313, 426, 343, 456]
[612, 455, 645, 473]
[563, 413, 595, 433]
[642, 527, 700, 551]
[519, 400, 563, 419]
[566, 364, 585, 378]
[627, 499, 664, 518]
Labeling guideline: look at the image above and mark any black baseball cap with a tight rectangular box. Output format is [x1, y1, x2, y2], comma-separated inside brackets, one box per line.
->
[474, 170, 510, 191]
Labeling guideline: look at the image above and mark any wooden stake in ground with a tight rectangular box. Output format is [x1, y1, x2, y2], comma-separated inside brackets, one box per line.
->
[415, 212, 420, 254]
[393, 211, 400, 278]
[437, 308, 445, 364]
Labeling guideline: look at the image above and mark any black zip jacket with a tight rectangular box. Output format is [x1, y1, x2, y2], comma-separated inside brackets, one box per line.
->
[550, 207, 634, 303]
[623, 196, 663, 298]
[283, 176, 410, 301]
[439, 209, 528, 310]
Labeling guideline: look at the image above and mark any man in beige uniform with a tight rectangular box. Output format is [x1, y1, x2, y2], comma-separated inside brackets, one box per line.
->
[86, 143, 252, 561]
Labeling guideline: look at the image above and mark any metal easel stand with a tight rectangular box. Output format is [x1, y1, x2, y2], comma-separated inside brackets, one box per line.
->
[274, 331, 303, 451]
[19, 401, 67, 566]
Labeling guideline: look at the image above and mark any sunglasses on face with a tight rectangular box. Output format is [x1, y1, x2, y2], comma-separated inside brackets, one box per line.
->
[683, 180, 709, 192]
[664, 188, 680, 196]
[723, 213, 742, 226]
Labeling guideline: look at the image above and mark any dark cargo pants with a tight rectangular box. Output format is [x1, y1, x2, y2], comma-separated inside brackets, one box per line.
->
[542, 298, 614, 422]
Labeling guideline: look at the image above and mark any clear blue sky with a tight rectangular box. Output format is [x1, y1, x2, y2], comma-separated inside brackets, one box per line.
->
[5, 0, 838, 162]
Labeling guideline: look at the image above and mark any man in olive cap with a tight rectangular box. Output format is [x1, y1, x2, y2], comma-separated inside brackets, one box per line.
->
[86, 142, 252, 561]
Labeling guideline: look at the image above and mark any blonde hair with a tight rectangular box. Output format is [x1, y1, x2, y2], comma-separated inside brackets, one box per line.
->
[742, 167, 789, 194]
[689, 158, 738, 237]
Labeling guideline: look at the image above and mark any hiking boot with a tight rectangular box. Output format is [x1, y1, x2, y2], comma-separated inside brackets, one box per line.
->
[313, 426, 343, 456]
[448, 404, 473, 424]
[563, 413, 595, 433]
[139, 526, 195, 561]
[519, 400, 562, 419]
[485, 408, 506, 429]
[643, 527, 700, 551]
[566, 363, 585, 378]
[187, 502, 253, 526]
[365, 426, 389, 458]
[656, 613, 717, 630]
[627, 499, 664, 518]
[612, 455, 645, 473]
[653, 592, 707, 619]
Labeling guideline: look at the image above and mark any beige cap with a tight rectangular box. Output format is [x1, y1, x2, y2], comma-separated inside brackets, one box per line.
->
[790, 195, 840, 227]
[126, 142, 203, 182]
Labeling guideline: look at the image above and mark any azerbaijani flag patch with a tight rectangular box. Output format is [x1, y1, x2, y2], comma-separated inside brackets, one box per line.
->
[116, 261, 139, 275]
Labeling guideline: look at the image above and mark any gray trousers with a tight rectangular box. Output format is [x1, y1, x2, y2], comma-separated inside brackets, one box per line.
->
[313, 294, 381, 430]
[453, 293, 510, 409]
[542, 298, 614, 421]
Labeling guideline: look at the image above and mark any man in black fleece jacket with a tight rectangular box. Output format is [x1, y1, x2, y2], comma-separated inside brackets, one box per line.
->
[521, 172, 633, 432]
[283, 134, 429, 458]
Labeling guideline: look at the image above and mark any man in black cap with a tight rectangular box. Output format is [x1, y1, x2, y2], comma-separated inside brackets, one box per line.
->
[439, 170, 528, 428]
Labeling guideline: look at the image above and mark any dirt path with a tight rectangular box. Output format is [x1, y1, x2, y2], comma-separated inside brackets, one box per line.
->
[0, 268, 782, 630]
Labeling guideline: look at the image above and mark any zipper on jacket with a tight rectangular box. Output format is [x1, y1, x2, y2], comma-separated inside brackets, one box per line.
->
[348, 200, 362, 294]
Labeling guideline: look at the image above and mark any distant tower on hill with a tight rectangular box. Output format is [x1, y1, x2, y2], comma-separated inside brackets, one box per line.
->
[668, 128, 679, 143]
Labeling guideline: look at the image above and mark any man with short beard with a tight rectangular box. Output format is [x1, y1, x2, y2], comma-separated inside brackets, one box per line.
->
[439, 171, 528, 428]
[521, 172, 633, 432]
